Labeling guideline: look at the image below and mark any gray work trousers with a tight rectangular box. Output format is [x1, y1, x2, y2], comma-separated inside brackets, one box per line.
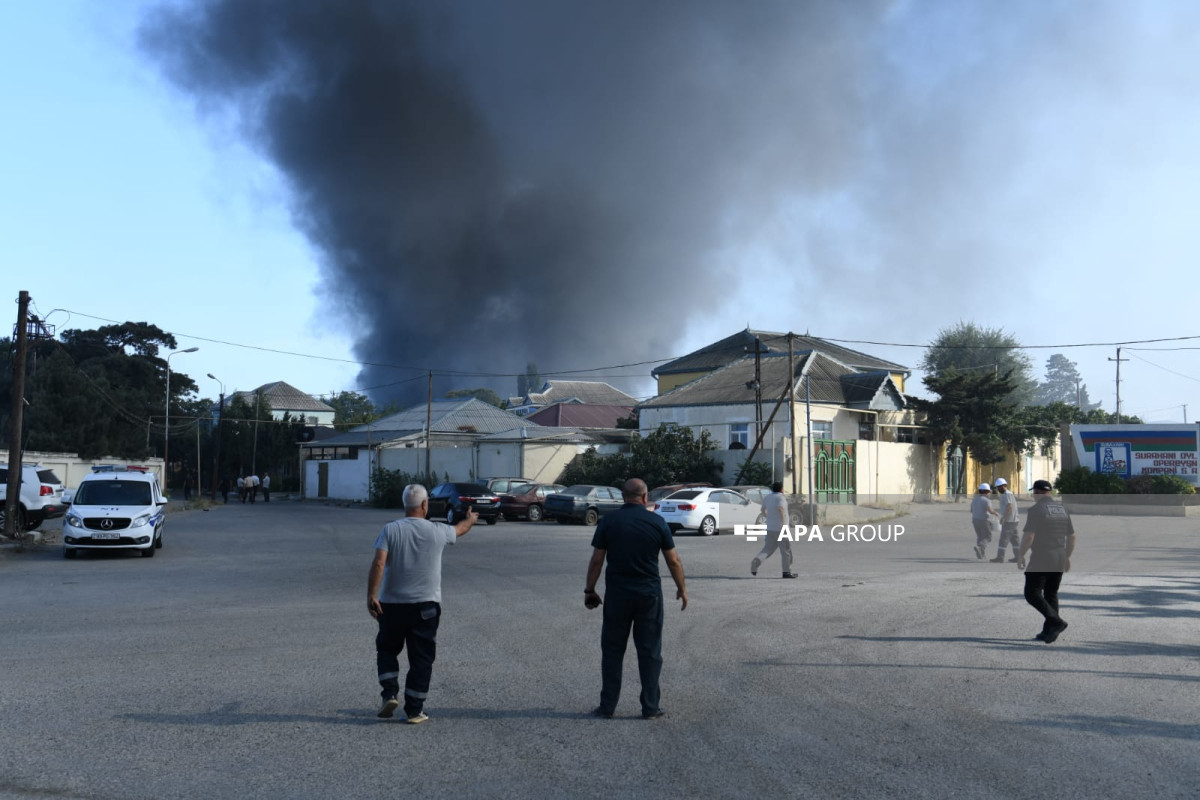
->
[755, 528, 794, 574]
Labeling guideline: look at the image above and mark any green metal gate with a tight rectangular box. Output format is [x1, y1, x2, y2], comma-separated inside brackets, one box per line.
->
[814, 440, 856, 504]
[946, 446, 965, 498]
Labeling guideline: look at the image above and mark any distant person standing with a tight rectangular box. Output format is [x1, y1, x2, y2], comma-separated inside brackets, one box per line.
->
[262, 473, 271, 503]
[219, 476, 230, 504]
[990, 478, 1020, 563]
[182, 475, 192, 501]
[584, 478, 687, 720]
[247, 473, 259, 504]
[970, 483, 998, 559]
[751, 482, 798, 579]
[1017, 479, 1076, 643]
[237, 476, 246, 503]
[367, 484, 479, 723]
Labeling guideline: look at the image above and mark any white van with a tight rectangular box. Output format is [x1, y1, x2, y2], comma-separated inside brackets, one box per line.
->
[62, 466, 167, 559]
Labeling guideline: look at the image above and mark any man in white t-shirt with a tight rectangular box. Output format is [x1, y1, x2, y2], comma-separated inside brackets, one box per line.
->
[989, 478, 1020, 563]
[751, 482, 797, 579]
[367, 484, 479, 723]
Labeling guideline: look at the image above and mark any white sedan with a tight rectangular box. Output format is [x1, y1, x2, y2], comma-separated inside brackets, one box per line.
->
[653, 488, 765, 536]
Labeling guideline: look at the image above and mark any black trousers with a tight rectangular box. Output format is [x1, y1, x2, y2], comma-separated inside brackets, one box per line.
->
[376, 602, 441, 716]
[1024, 572, 1063, 631]
[600, 589, 664, 715]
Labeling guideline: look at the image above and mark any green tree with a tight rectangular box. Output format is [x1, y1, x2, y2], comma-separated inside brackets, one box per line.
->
[327, 390, 377, 427]
[445, 388, 504, 408]
[557, 425, 723, 489]
[1035, 354, 1099, 408]
[921, 322, 1035, 405]
[911, 369, 1023, 493]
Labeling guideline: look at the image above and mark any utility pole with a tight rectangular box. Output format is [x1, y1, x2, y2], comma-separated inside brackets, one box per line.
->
[787, 334, 797, 495]
[251, 389, 261, 473]
[753, 337, 764, 440]
[164, 347, 198, 494]
[1108, 347, 1128, 424]
[4, 291, 30, 538]
[425, 370, 433, 478]
[208, 374, 224, 501]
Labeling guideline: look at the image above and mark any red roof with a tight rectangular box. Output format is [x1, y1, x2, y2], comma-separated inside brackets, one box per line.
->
[525, 403, 634, 429]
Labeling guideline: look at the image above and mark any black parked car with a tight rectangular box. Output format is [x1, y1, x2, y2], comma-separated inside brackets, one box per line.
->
[426, 482, 501, 525]
[544, 485, 624, 526]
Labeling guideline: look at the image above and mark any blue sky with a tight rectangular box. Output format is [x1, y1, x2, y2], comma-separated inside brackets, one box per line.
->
[4, 1, 1200, 422]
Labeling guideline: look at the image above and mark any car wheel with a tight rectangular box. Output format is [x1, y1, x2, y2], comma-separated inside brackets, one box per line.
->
[668, 523, 681, 532]
[446, 508, 456, 525]
[485, 516, 497, 525]
[755, 513, 766, 525]
[790, 511, 803, 525]
[0, 505, 25, 534]
[141, 541, 156, 558]
[63, 547, 76, 559]
[527, 505, 543, 522]
[699, 515, 717, 536]
[584, 508, 599, 526]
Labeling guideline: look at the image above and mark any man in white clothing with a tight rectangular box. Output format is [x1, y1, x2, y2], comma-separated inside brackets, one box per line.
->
[751, 482, 797, 579]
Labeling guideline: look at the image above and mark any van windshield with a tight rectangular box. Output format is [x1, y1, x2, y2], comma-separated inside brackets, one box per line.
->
[75, 481, 153, 507]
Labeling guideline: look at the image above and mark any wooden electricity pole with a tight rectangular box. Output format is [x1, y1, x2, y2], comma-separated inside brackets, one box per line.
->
[4, 291, 30, 538]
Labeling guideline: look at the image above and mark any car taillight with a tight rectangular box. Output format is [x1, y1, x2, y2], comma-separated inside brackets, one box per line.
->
[676, 503, 695, 511]
[40, 486, 54, 496]
[458, 496, 473, 502]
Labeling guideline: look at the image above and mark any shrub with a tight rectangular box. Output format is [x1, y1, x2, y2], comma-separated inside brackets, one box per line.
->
[1054, 467, 1125, 494]
[735, 458, 774, 487]
[369, 468, 438, 509]
[1147, 474, 1196, 495]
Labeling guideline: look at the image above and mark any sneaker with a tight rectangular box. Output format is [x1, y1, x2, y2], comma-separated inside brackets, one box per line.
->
[404, 711, 430, 724]
[641, 708, 666, 720]
[378, 697, 399, 719]
[1041, 619, 1068, 644]
[989, 556, 1005, 563]
[781, 573, 798, 579]
[1008, 557, 1020, 563]
[591, 706, 613, 719]
[973, 545, 984, 559]
[751, 557, 761, 576]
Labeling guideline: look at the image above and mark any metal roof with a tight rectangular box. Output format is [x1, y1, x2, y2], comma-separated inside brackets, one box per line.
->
[510, 380, 636, 408]
[526, 403, 635, 428]
[641, 352, 905, 410]
[301, 398, 529, 448]
[652, 328, 909, 377]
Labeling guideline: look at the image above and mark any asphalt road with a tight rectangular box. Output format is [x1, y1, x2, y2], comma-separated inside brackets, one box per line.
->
[1, 500, 1197, 799]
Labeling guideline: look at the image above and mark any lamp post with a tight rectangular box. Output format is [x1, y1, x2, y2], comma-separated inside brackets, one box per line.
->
[208, 373, 224, 500]
[164, 347, 198, 494]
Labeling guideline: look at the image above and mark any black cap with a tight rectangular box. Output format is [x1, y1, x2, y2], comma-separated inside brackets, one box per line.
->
[1031, 479, 1053, 492]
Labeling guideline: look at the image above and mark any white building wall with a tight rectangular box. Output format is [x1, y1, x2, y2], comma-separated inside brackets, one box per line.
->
[303, 450, 370, 501]
[378, 445, 476, 483]
[854, 440, 933, 501]
[1, 450, 165, 494]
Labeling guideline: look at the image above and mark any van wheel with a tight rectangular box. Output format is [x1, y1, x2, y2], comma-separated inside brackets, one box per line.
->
[584, 508, 599, 526]
[141, 542, 156, 558]
[699, 516, 717, 536]
[63, 547, 77, 559]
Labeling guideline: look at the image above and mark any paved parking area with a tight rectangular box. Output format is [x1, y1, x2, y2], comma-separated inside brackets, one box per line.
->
[1, 500, 1197, 799]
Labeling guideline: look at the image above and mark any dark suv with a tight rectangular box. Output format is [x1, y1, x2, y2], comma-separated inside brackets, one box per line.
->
[426, 483, 501, 525]
[545, 485, 624, 525]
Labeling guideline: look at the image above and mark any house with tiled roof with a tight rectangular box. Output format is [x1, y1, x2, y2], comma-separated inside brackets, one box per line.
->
[651, 328, 910, 396]
[525, 402, 635, 429]
[230, 381, 336, 426]
[507, 380, 636, 417]
[640, 334, 928, 501]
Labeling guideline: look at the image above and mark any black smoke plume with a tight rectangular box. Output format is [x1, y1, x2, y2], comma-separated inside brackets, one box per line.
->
[140, 0, 883, 404]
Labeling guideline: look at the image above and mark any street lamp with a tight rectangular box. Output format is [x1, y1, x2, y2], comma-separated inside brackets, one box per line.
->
[164, 347, 199, 495]
[208, 373, 224, 500]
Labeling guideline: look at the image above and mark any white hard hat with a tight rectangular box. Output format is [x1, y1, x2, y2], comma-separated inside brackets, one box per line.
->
[978, 483, 991, 492]
[994, 478, 1008, 487]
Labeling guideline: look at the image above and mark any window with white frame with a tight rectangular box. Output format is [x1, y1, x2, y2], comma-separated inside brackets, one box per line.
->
[811, 421, 833, 440]
[729, 422, 749, 449]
